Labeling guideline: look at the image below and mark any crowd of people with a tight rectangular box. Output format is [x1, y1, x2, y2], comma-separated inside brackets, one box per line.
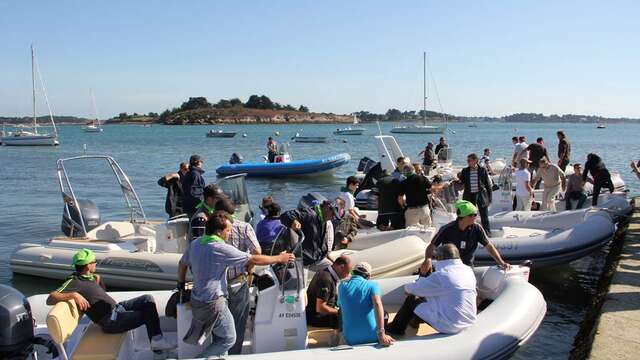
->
[43, 129, 626, 357]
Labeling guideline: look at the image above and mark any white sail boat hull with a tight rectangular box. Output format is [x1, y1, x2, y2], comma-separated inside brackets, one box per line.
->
[1, 133, 59, 146]
[83, 125, 103, 132]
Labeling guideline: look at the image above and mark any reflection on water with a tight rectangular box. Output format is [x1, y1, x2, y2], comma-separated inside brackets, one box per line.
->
[1, 122, 638, 358]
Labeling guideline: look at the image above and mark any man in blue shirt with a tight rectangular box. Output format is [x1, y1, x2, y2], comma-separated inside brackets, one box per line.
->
[177, 211, 294, 357]
[338, 262, 395, 346]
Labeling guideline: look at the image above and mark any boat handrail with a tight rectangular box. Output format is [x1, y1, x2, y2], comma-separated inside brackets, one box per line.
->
[57, 155, 147, 236]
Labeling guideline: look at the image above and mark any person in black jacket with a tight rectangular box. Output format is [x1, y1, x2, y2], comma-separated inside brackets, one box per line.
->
[181, 154, 206, 219]
[583, 153, 615, 206]
[455, 153, 493, 234]
[280, 200, 339, 272]
[157, 162, 188, 218]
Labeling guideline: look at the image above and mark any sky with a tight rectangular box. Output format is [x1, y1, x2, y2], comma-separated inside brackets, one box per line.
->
[1, 1, 639, 119]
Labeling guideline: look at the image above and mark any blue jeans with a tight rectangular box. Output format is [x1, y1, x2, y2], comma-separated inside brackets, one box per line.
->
[99, 294, 161, 341]
[199, 297, 236, 357]
[227, 281, 250, 355]
[565, 191, 587, 210]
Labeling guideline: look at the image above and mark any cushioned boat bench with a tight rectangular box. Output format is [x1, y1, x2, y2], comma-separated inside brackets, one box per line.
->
[46, 300, 133, 360]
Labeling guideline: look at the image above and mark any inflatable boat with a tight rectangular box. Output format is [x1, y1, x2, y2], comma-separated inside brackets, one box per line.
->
[216, 153, 351, 177]
[21, 262, 545, 360]
[348, 206, 618, 268]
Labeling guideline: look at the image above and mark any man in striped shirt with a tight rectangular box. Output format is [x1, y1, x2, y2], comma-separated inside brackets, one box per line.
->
[455, 153, 493, 233]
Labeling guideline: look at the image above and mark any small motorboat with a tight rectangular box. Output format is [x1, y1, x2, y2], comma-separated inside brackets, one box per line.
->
[291, 133, 328, 143]
[216, 143, 351, 177]
[21, 263, 545, 360]
[333, 127, 365, 135]
[206, 129, 236, 138]
[10, 155, 254, 289]
[334, 114, 366, 135]
[597, 122, 606, 129]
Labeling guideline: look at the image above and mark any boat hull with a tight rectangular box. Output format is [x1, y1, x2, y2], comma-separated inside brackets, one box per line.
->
[390, 126, 444, 134]
[206, 132, 236, 138]
[216, 153, 351, 177]
[1, 134, 59, 146]
[334, 129, 365, 135]
[292, 136, 328, 143]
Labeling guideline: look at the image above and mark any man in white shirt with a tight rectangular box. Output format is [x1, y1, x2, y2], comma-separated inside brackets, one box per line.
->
[512, 136, 528, 167]
[385, 244, 477, 335]
[338, 176, 360, 213]
[514, 159, 534, 210]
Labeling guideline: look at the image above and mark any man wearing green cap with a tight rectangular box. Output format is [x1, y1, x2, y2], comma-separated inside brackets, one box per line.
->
[47, 248, 175, 352]
[419, 200, 510, 274]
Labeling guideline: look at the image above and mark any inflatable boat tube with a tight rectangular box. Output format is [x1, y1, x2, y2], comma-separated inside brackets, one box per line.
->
[216, 153, 351, 177]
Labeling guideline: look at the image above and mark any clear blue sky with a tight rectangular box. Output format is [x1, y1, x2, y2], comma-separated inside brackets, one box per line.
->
[1, 0, 638, 118]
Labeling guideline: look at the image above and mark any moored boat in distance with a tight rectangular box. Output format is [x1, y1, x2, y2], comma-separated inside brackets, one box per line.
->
[82, 89, 104, 132]
[206, 129, 237, 137]
[291, 133, 328, 143]
[334, 114, 366, 135]
[1, 45, 59, 146]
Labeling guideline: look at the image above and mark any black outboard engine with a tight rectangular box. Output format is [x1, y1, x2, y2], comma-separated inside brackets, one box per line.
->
[0, 284, 58, 359]
[229, 153, 244, 164]
[357, 157, 377, 173]
[297, 192, 328, 210]
[356, 162, 383, 195]
[62, 199, 101, 237]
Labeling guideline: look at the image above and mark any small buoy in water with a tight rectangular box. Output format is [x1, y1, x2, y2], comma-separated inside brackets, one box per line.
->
[342, 139, 348, 143]
[242, 133, 247, 138]
[275, 131, 281, 136]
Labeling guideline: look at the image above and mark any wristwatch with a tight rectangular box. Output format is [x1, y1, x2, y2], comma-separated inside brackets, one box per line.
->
[377, 328, 385, 335]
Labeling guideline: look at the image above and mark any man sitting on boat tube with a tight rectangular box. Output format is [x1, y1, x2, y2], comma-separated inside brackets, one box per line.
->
[385, 244, 477, 335]
[178, 211, 295, 357]
[419, 200, 510, 275]
[47, 249, 176, 352]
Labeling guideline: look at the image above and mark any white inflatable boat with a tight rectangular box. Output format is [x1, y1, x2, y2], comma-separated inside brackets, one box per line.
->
[350, 206, 618, 268]
[25, 262, 546, 360]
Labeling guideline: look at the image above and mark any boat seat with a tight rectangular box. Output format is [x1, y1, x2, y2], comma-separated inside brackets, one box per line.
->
[307, 326, 337, 348]
[46, 300, 132, 360]
[87, 222, 137, 241]
[73, 323, 130, 360]
[385, 303, 439, 337]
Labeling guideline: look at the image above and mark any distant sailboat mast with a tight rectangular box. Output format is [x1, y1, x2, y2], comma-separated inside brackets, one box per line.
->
[32, 45, 58, 136]
[90, 89, 100, 128]
[31, 45, 37, 134]
[423, 51, 427, 126]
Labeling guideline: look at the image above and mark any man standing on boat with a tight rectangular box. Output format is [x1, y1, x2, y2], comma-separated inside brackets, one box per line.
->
[280, 200, 340, 271]
[182, 154, 206, 219]
[376, 169, 406, 230]
[531, 158, 566, 211]
[434, 137, 448, 159]
[418, 200, 510, 275]
[178, 211, 294, 357]
[556, 131, 571, 171]
[189, 184, 223, 241]
[266, 137, 278, 163]
[213, 197, 262, 355]
[418, 142, 436, 175]
[47, 249, 176, 353]
[455, 153, 493, 233]
[157, 162, 188, 218]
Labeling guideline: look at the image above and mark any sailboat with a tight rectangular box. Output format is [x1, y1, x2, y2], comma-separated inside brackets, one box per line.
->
[333, 114, 366, 135]
[83, 89, 103, 132]
[596, 121, 606, 129]
[1, 45, 59, 146]
[391, 52, 446, 135]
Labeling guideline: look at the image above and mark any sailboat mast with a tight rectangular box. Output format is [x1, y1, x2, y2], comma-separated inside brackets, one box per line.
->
[90, 88, 99, 127]
[31, 45, 37, 134]
[423, 51, 427, 125]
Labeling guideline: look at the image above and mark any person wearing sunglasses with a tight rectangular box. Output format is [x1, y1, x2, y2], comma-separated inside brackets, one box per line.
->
[419, 200, 510, 275]
[47, 249, 175, 353]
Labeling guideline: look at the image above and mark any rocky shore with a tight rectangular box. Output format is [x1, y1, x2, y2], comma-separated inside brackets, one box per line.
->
[161, 108, 352, 125]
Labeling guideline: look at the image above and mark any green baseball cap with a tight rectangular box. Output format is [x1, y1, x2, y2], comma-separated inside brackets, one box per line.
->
[455, 200, 478, 217]
[72, 248, 96, 266]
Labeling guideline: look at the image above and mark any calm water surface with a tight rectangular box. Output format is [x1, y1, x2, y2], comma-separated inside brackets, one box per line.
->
[1, 122, 638, 358]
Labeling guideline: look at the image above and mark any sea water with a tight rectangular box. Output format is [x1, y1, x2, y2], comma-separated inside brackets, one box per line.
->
[1, 121, 638, 358]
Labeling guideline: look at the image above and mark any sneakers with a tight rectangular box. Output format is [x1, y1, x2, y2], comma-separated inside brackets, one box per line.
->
[151, 336, 177, 351]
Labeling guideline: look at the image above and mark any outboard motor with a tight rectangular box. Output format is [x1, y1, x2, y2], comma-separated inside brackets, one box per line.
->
[356, 162, 382, 195]
[357, 156, 377, 173]
[0, 284, 58, 359]
[62, 199, 101, 237]
[297, 192, 328, 210]
[229, 153, 243, 164]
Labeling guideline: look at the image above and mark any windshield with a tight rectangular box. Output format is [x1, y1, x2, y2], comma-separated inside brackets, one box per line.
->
[217, 174, 253, 222]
